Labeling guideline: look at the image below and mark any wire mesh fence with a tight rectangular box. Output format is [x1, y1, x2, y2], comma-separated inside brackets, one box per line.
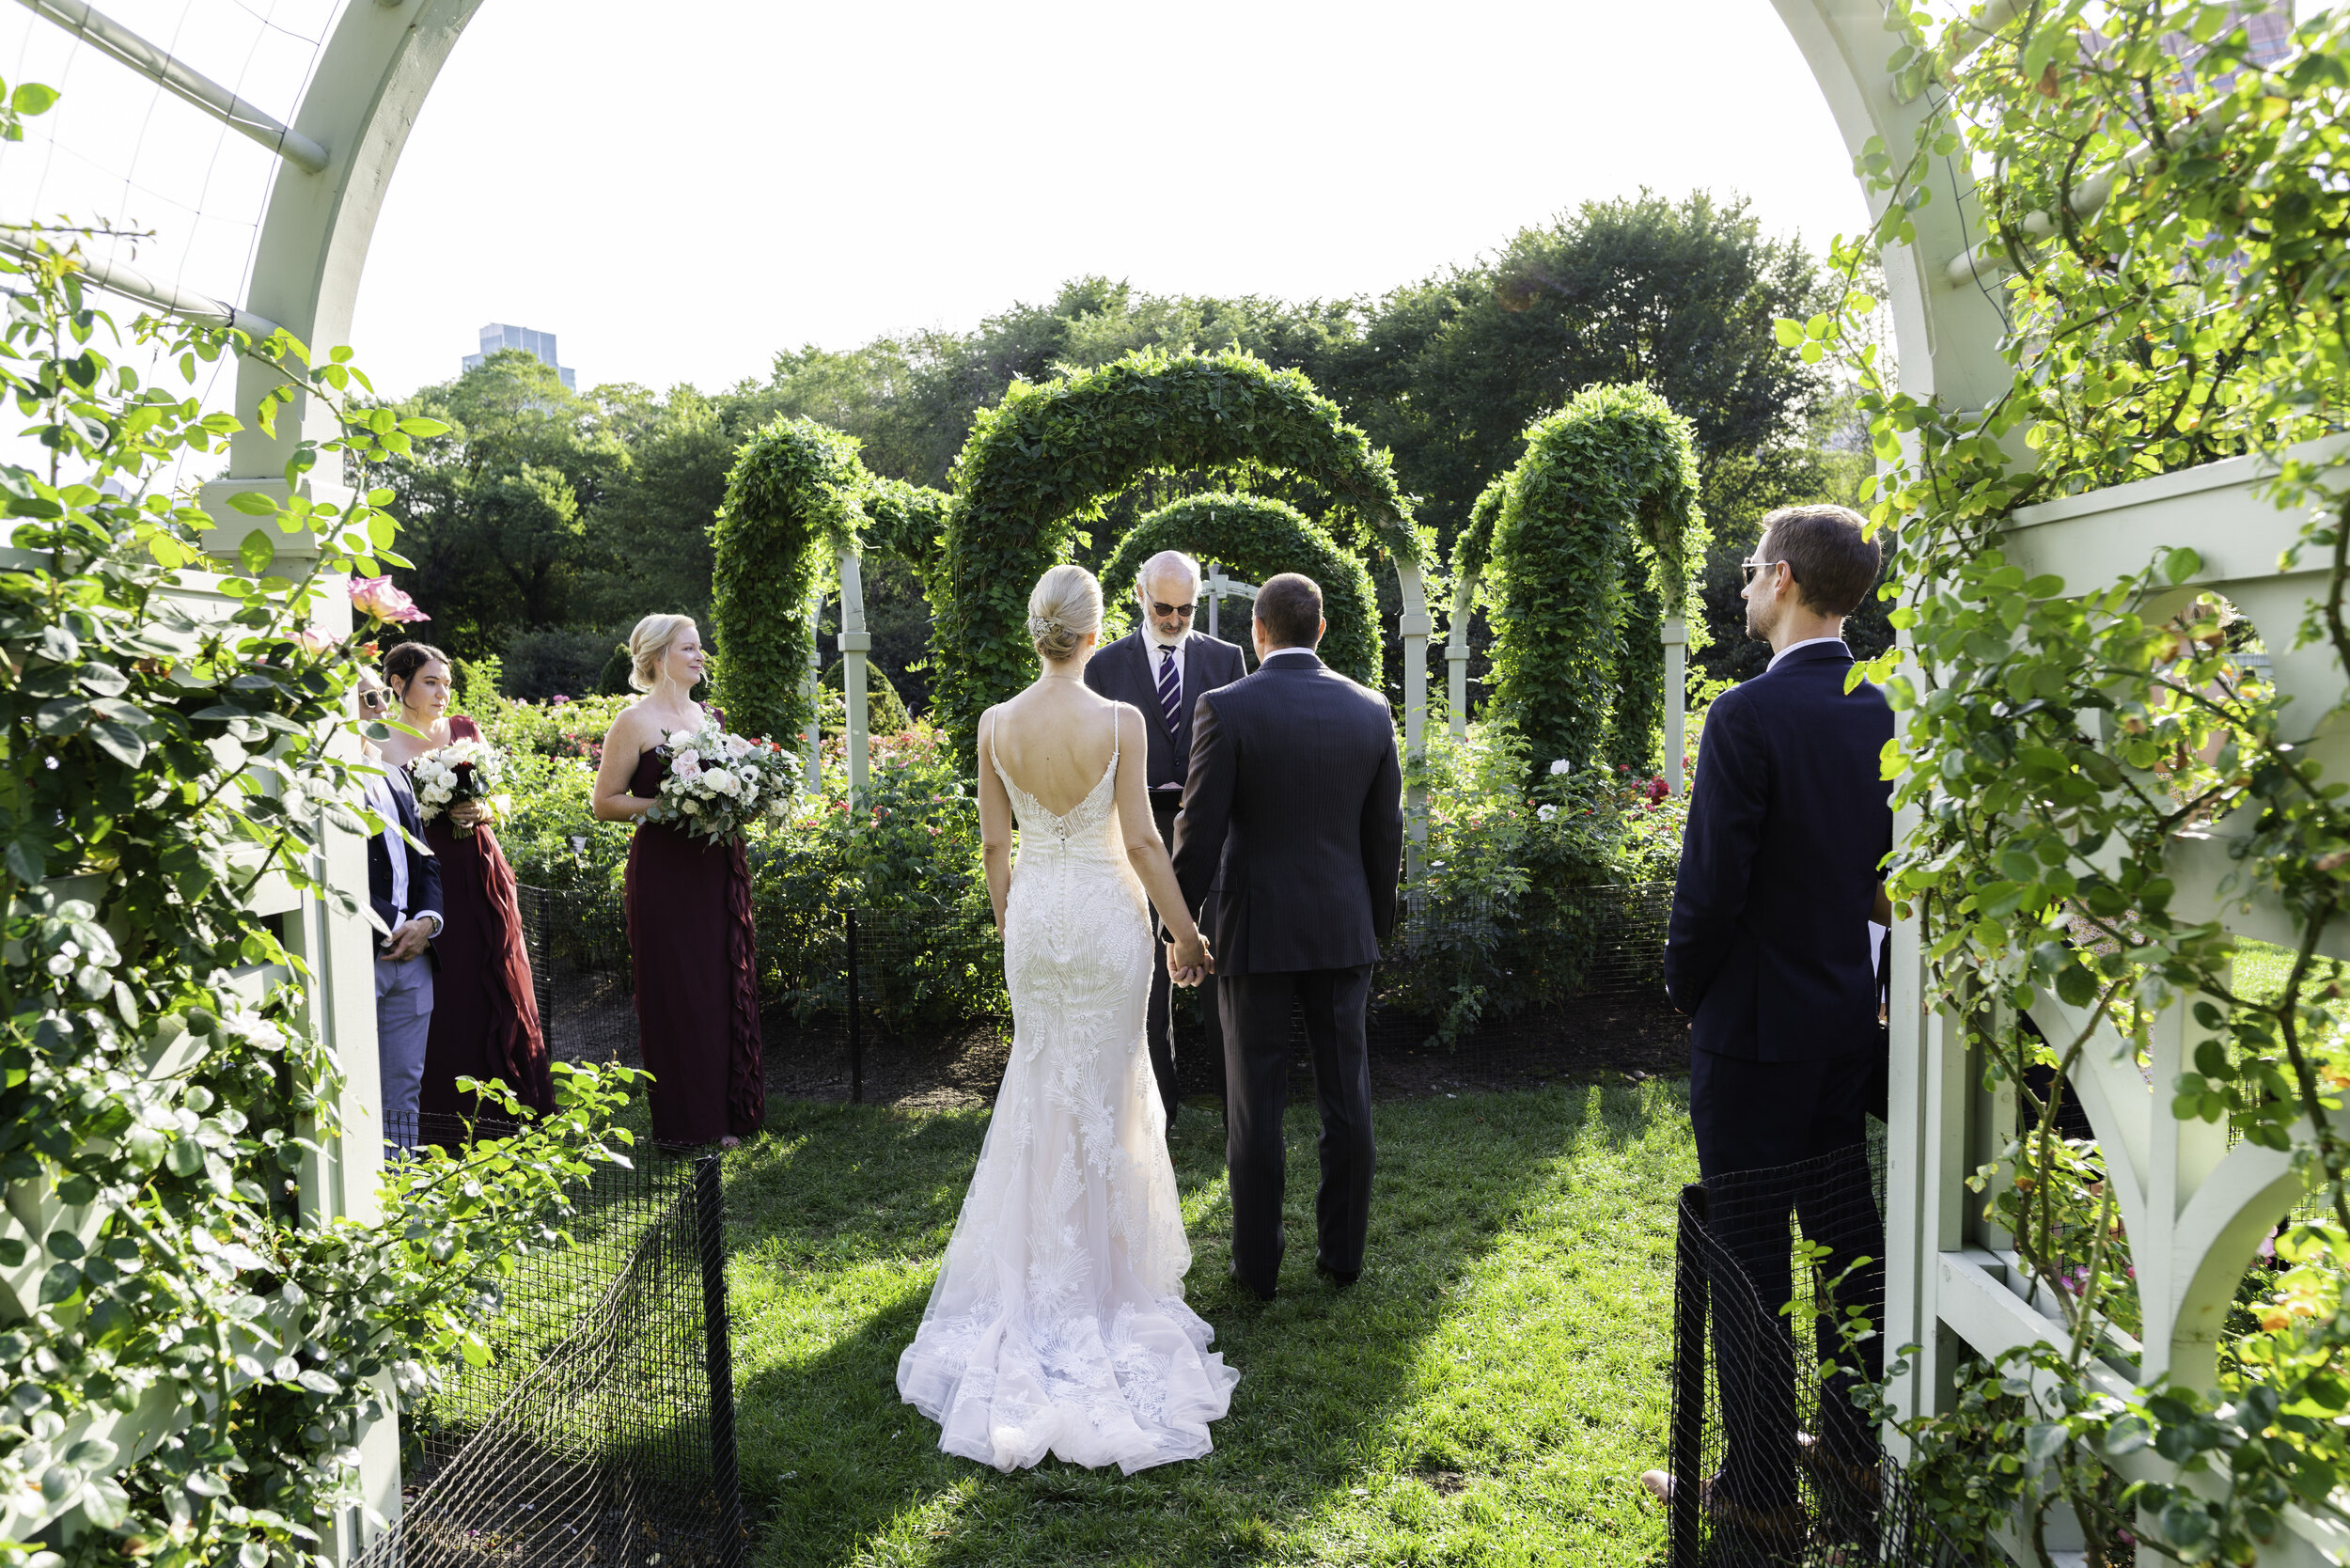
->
[1667, 1136, 1979, 1566]
[519, 876, 1686, 1108]
[358, 1121, 746, 1568]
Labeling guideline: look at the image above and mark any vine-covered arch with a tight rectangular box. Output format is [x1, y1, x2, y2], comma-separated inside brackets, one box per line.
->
[1099, 494, 1383, 683]
[1449, 382, 1706, 777]
[712, 416, 948, 760]
[934, 348, 1428, 756]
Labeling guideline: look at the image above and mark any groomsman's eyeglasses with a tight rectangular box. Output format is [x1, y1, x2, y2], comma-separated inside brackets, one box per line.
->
[1149, 602, 1198, 619]
[1740, 557, 1791, 586]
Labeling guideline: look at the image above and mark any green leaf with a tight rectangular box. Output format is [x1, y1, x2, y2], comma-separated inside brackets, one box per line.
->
[227, 489, 277, 516]
[37, 1262, 80, 1304]
[1772, 317, 1803, 348]
[2163, 547, 2202, 584]
[10, 82, 57, 116]
[2024, 1421, 2068, 1461]
[87, 720, 147, 767]
[396, 416, 451, 438]
[237, 527, 274, 576]
[2056, 964, 2099, 1007]
[77, 1476, 127, 1529]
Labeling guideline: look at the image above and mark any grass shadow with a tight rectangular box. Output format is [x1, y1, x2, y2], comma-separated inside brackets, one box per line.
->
[726, 1078, 1694, 1566]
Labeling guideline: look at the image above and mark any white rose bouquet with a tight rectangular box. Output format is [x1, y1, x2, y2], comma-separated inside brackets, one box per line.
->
[644, 715, 795, 845]
[406, 737, 514, 839]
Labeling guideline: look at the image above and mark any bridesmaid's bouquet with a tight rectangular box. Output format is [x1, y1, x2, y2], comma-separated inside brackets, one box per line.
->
[408, 737, 514, 839]
[645, 716, 795, 845]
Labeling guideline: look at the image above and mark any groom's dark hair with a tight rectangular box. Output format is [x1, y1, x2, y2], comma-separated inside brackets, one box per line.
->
[1254, 573, 1323, 649]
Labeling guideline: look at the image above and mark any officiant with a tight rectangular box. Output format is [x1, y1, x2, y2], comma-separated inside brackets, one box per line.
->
[1085, 550, 1247, 1128]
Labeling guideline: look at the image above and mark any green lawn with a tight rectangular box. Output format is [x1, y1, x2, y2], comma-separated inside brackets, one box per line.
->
[720, 1079, 1694, 1567]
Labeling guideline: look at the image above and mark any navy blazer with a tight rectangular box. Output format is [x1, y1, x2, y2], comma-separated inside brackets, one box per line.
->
[1171, 652, 1403, 975]
[1664, 641, 1893, 1062]
[366, 762, 442, 955]
[1084, 629, 1248, 792]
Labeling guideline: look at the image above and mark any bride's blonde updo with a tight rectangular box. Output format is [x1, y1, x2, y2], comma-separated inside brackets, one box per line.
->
[1027, 564, 1102, 663]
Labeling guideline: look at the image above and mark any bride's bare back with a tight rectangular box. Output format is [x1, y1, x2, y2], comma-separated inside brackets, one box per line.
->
[986, 678, 1123, 817]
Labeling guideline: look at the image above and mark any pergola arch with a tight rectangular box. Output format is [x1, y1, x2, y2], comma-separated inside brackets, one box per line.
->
[932, 349, 1432, 790]
[712, 415, 948, 797]
[33, 0, 2342, 1558]
[1443, 382, 1706, 784]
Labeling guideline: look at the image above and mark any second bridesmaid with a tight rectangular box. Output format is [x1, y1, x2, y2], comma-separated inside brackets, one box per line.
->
[592, 613, 764, 1149]
[380, 641, 556, 1137]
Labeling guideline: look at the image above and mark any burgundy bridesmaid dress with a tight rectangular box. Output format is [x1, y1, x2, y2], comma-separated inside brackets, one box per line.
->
[417, 715, 556, 1137]
[625, 745, 764, 1145]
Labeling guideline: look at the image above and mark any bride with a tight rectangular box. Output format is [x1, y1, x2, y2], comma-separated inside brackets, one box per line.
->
[896, 564, 1241, 1473]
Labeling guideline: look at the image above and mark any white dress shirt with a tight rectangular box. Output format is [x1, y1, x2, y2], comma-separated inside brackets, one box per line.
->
[1148, 634, 1190, 791]
[1260, 647, 1318, 666]
[1766, 635, 1851, 671]
[363, 769, 441, 937]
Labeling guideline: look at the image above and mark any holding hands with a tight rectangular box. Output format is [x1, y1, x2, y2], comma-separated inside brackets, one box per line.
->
[1167, 931, 1214, 989]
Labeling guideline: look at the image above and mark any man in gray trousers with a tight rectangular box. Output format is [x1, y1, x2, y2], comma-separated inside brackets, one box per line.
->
[356, 668, 442, 1152]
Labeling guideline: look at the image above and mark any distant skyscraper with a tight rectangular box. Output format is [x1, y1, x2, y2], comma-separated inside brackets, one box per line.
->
[462, 322, 576, 390]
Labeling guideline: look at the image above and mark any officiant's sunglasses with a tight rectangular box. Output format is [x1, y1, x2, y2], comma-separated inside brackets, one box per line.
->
[1148, 601, 1197, 619]
[1740, 557, 1794, 586]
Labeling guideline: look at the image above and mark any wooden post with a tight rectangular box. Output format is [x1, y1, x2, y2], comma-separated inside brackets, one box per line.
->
[1662, 616, 1686, 799]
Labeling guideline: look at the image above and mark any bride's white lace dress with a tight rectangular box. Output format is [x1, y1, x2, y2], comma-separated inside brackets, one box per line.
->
[895, 721, 1239, 1473]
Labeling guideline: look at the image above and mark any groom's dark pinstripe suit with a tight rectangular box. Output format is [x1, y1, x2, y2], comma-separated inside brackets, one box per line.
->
[1172, 649, 1403, 1297]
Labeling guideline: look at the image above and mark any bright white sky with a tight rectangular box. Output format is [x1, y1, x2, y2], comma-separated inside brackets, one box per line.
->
[0, 0, 1876, 408]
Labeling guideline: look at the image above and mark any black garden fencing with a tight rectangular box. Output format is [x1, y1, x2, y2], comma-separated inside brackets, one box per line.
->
[1667, 1136, 1977, 1566]
[357, 1121, 747, 1568]
[519, 877, 1685, 1107]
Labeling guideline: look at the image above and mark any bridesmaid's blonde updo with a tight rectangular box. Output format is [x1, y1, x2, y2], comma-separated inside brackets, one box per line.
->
[1027, 565, 1102, 663]
[627, 613, 696, 692]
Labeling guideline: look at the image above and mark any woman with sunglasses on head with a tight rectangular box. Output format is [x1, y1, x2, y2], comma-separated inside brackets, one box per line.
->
[377, 641, 554, 1143]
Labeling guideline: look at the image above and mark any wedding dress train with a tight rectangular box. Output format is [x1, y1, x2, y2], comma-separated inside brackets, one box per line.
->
[895, 720, 1239, 1473]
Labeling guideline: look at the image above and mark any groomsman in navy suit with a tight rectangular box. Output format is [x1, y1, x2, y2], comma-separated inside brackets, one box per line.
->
[1646, 505, 1894, 1536]
[1084, 551, 1248, 1128]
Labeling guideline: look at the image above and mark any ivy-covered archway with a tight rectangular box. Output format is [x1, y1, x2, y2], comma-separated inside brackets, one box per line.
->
[1448, 382, 1706, 779]
[1099, 493, 1383, 684]
[933, 348, 1428, 756]
[712, 416, 949, 781]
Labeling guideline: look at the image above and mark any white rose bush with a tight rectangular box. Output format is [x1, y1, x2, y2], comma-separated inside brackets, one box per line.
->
[406, 737, 513, 838]
[644, 716, 796, 845]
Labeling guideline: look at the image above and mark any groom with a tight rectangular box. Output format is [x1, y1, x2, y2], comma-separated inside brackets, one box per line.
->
[1173, 572, 1403, 1299]
[1085, 550, 1248, 1127]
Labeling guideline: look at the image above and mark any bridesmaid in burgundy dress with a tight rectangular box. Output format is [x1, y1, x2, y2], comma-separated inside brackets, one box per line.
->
[380, 642, 556, 1138]
[592, 614, 764, 1148]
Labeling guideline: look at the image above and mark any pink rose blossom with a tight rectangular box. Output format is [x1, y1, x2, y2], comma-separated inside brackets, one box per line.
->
[348, 575, 429, 624]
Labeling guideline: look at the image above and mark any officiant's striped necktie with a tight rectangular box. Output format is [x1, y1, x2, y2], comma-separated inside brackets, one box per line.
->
[1156, 645, 1183, 736]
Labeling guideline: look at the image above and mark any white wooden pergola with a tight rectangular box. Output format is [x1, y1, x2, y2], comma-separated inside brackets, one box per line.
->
[5, 0, 2335, 1560]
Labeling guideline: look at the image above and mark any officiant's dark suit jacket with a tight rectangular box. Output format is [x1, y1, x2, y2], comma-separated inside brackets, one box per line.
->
[1084, 628, 1247, 794]
[1085, 627, 1246, 1120]
[1664, 640, 1892, 1062]
[1171, 652, 1402, 975]
[366, 763, 443, 962]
